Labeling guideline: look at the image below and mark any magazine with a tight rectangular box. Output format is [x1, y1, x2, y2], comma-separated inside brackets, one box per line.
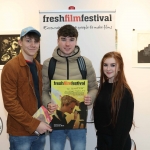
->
[33, 105, 52, 124]
[50, 80, 88, 130]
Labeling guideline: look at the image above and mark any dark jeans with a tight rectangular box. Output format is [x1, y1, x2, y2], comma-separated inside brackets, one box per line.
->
[96, 134, 131, 150]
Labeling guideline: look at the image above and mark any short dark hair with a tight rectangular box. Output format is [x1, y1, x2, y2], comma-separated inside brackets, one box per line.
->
[20, 32, 40, 42]
[57, 24, 78, 39]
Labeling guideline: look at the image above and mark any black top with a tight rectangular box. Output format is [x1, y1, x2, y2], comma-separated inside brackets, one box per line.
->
[27, 61, 41, 108]
[94, 81, 134, 150]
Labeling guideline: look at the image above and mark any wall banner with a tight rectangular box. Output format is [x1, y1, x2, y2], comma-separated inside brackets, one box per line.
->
[39, 10, 116, 77]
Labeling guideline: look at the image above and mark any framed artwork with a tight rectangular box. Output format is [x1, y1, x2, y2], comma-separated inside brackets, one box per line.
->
[132, 30, 150, 67]
[0, 34, 20, 69]
[0, 34, 40, 70]
[115, 29, 118, 51]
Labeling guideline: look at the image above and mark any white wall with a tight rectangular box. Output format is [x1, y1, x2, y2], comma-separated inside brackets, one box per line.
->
[116, 0, 150, 149]
[0, 0, 150, 150]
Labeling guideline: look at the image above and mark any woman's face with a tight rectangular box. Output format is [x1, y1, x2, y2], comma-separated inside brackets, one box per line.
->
[103, 57, 119, 83]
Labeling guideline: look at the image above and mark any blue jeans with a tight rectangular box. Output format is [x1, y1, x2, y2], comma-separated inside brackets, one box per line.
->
[9, 134, 45, 150]
[50, 129, 86, 150]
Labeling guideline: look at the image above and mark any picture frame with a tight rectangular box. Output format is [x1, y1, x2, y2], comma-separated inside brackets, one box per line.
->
[132, 29, 150, 67]
[115, 29, 118, 51]
[0, 32, 40, 70]
[0, 34, 20, 69]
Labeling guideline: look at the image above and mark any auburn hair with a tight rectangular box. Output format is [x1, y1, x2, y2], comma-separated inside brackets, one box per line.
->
[97, 51, 133, 126]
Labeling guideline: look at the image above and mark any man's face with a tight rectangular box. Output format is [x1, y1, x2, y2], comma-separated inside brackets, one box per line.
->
[57, 36, 77, 56]
[18, 36, 40, 60]
[63, 102, 76, 114]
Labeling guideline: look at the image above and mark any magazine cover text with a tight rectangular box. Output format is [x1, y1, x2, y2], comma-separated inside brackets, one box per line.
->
[51, 80, 88, 130]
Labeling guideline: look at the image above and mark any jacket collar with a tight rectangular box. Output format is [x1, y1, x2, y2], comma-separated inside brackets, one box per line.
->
[18, 52, 28, 67]
[52, 45, 81, 62]
[57, 45, 80, 57]
[18, 52, 39, 68]
[18, 52, 37, 67]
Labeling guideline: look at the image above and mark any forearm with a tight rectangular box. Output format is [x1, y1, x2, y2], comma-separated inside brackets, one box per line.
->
[88, 89, 98, 104]
[86, 62, 98, 104]
[42, 59, 52, 108]
[42, 90, 51, 108]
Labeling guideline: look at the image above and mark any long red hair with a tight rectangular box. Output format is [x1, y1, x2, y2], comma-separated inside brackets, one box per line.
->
[97, 51, 133, 126]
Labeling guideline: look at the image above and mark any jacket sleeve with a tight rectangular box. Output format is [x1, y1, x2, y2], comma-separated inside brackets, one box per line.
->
[112, 89, 134, 150]
[42, 58, 52, 108]
[84, 57, 98, 104]
[1, 64, 40, 134]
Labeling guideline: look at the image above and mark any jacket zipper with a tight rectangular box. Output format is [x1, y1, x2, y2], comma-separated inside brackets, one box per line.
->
[66, 58, 69, 79]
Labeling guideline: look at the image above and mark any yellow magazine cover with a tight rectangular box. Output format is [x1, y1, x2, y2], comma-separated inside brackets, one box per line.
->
[50, 80, 88, 130]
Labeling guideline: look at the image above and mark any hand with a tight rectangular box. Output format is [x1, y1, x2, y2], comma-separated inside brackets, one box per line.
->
[74, 110, 79, 120]
[36, 122, 52, 134]
[47, 103, 57, 114]
[84, 95, 92, 106]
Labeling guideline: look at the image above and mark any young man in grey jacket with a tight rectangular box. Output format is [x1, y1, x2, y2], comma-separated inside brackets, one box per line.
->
[42, 24, 98, 150]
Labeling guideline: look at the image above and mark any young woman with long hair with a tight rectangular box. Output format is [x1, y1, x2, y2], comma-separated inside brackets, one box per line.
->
[93, 51, 134, 150]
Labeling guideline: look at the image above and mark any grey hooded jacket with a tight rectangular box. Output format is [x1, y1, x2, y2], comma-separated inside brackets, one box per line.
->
[42, 46, 98, 107]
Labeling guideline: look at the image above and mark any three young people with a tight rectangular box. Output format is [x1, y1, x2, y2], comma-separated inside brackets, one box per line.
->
[1, 25, 134, 150]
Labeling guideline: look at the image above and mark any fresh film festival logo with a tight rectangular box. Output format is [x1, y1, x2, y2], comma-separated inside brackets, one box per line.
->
[42, 14, 113, 30]
[54, 80, 85, 85]
[0, 117, 3, 135]
[43, 14, 112, 22]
